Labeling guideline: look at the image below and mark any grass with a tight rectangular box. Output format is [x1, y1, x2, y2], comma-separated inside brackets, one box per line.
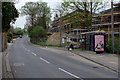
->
[31, 41, 61, 47]
[46, 44, 61, 47]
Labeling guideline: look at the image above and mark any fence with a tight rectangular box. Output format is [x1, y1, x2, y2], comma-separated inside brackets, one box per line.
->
[0, 32, 7, 52]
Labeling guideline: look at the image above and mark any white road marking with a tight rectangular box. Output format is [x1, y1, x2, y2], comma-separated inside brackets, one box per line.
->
[32, 52, 37, 56]
[40, 57, 50, 64]
[15, 70, 16, 73]
[23, 47, 30, 52]
[14, 63, 24, 67]
[58, 68, 82, 79]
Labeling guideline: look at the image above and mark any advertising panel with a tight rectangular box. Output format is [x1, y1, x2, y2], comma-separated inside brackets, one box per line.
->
[95, 35, 104, 51]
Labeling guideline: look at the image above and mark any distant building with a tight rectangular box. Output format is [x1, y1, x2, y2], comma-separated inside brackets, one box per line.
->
[50, 9, 92, 44]
[92, 2, 120, 42]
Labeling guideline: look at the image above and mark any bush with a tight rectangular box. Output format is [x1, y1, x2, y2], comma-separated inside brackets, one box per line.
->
[7, 32, 12, 38]
[29, 26, 47, 40]
[106, 38, 119, 53]
[14, 28, 24, 35]
[7, 36, 12, 43]
[7, 32, 12, 43]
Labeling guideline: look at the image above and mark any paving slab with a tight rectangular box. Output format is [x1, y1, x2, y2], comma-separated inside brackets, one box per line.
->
[0, 52, 2, 80]
[74, 50, 118, 72]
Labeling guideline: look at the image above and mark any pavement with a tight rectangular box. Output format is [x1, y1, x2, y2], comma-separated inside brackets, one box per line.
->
[47, 47, 119, 73]
[0, 52, 2, 80]
[2, 43, 14, 79]
[74, 50, 118, 72]
[0, 38, 18, 79]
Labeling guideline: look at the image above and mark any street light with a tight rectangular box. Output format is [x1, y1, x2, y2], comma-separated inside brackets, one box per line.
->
[111, 0, 114, 53]
[52, 9, 63, 47]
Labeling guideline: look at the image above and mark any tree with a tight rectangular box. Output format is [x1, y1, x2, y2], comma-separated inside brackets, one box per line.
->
[35, 2, 51, 29]
[21, 1, 51, 31]
[13, 28, 24, 35]
[61, 0, 107, 30]
[29, 26, 47, 39]
[21, 2, 38, 28]
[2, 2, 19, 32]
[54, 14, 59, 20]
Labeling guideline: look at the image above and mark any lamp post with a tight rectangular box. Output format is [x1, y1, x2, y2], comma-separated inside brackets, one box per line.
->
[52, 9, 62, 47]
[59, 10, 62, 47]
[111, 0, 114, 53]
[0, 2, 2, 52]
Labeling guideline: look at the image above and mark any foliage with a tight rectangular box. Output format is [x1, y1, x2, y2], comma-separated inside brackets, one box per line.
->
[21, 1, 51, 31]
[61, 0, 106, 30]
[7, 32, 12, 43]
[7, 36, 12, 43]
[2, 2, 19, 32]
[62, 0, 106, 13]
[13, 28, 24, 35]
[29, 26, 47, 39]
[7, 32, 12, 38]
[106, 38, 119, 54]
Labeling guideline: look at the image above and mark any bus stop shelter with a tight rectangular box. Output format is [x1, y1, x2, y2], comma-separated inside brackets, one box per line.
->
[81, 30, 106, 52]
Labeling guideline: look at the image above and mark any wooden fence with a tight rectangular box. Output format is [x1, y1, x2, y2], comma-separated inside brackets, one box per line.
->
[0, 32, 7, 52]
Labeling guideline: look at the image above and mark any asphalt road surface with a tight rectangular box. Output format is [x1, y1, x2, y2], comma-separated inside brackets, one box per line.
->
[8, 35, 118, 79]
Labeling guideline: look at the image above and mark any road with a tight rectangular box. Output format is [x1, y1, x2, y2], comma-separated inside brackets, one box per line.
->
[8, 35, 118, 79]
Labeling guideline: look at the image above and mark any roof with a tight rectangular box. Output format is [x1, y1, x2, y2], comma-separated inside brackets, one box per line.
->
[100, 6, 120, 14]
[114, 2, 120, 6]
[73, 29, 88, 31]
[52, 9, 95, 24]
[92, 22, 120, 26]
[81, 30, 106, 35]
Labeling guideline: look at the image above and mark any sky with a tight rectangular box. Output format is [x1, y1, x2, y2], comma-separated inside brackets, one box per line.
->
[12, 0, 62, 29]
[12, 0, 120, 29]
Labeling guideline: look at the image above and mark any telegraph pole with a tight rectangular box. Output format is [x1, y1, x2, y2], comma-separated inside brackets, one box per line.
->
[60, 10, 62, 47]
[52, 9, 62, 47]
[111, 0, 114, 53]
[0, 2, 2, 52]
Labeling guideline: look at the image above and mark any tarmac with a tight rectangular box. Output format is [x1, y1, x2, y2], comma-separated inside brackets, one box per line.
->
[49, 47, 119, 73]
[0, 38, 119, 79]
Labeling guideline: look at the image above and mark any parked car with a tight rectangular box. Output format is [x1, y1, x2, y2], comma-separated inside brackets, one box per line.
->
[19, 35, 22, 38]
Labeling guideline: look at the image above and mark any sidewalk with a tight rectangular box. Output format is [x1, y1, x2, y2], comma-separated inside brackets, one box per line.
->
[0, 52, 2, 80]
[2, 43, 13, 79]
[49, 47, 118, 72]
[74, 50, 118, 72]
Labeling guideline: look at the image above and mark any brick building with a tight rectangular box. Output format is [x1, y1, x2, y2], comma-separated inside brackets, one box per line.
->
[50, 10, 91, 44]
[92, 2, 120, 42]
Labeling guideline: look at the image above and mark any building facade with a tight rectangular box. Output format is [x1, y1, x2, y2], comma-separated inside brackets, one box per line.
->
[92, 2, 120, 42]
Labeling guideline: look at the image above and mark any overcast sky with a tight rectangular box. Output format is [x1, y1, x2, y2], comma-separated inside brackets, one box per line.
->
[12, 0, 120, 29]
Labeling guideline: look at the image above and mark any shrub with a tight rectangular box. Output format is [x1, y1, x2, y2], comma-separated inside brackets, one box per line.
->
[29, 26, 47, 40]
[7, 32, 12, 38]
[14, 28, 24, 35]
[7, 32, 12, 43]
[106, 38, 119, 53]
[7, 36, 12, 43]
